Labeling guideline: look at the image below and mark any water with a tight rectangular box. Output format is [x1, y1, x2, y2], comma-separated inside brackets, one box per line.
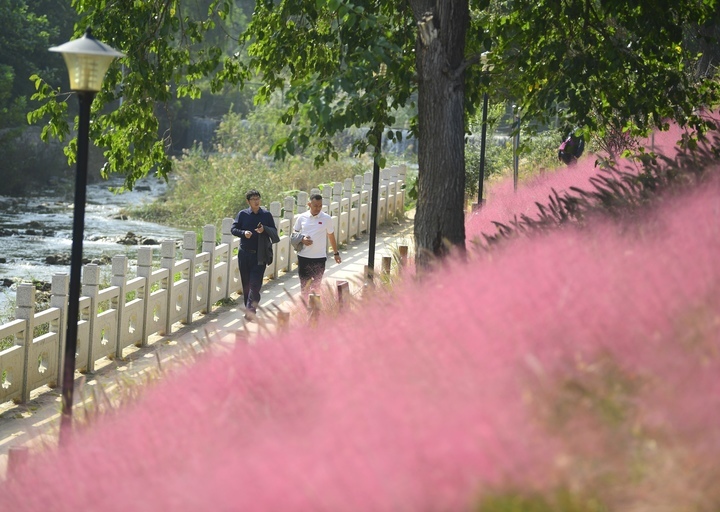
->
[0, 178, 188, 314]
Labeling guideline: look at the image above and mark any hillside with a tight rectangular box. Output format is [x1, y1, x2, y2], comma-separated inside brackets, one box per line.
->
[2, 120, 720, 511]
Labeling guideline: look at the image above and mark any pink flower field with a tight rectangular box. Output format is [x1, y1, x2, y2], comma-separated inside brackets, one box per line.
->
[3, 124, 720, 511]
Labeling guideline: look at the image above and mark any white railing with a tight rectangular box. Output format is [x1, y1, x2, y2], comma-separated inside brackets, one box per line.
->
[0, 166, 407, 406]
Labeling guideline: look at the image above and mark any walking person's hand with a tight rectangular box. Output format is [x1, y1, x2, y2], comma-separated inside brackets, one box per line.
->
[333, 252, 341, 263]
[302, 236, 313, 246]
[256, 222, 264, 234]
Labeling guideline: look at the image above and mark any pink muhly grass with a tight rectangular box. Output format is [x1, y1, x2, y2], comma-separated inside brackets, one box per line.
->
[3, 131, 720, 511]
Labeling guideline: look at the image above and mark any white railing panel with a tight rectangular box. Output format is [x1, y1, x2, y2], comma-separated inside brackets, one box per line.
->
[90, 308, 118, 370]
[349, 202, 359, 239]
[26, 331, 59, 396]
[167, 259, 191, 330]
[75, 296, 91, 374]
[378, 196, 387, 225]
[359, 203, 369, 233]
[116, 276, 146, 356]
[386, 182, 396, 217]
[0, 320, 26, 404]
[275, 236, 291, 276]
[227, 239, 242, 296]
[338, 211, 349, 245]
[188, 252, 210, 317]
[208, 244, 230, 308]
[143, 267, 169, 338]
[25, 307, 62, 395]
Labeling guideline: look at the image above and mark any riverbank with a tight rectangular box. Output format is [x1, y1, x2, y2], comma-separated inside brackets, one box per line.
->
[0, 178, 188, 318]
[0, 210, 415, 480]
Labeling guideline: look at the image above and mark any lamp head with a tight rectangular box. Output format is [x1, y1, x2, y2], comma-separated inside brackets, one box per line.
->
[49, 28, 125, 92]
[480, 51, 494, 72]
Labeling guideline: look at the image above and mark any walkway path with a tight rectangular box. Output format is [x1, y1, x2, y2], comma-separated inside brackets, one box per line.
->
[0, 212, 415, 479]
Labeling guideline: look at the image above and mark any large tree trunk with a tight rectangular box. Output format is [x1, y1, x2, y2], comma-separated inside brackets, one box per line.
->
[411, 0, 469, 268]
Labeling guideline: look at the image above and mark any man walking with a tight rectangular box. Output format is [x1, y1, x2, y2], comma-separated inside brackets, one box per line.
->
[292, 193, 341, 297]
[231, 189, 279, 319]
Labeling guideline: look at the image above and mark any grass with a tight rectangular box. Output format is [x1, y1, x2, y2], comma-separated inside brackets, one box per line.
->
[3, 118, 720, 511]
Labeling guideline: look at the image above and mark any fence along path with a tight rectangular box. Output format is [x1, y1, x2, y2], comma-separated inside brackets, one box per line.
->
[0, 165, 407, 408]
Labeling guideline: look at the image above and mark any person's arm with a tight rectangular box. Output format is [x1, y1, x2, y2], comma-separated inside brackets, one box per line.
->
[231, 211, 254, 239]
[230, 211, 245, 237]
[328, 232, 341, 263]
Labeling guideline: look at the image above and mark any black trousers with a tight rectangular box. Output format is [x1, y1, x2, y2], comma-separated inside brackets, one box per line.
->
[297, 256, 327, 293]
[238, 249, 266, 312]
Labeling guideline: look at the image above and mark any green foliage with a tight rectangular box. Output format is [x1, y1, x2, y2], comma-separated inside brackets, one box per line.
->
[20, 0, 720, 260]
[465, 102, 563, 201]
[241, 1, 416, 164]
[488, 0, 720, 141]
[477, 131, 720, 249]
[134, 105, 370, 230]
[475, 488, 605, 512]
[28, 0, 249, 189]
[0, 0, 63, 111]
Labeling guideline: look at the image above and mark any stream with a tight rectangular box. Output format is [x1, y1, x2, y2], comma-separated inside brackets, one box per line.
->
[0, 178, 188, 315]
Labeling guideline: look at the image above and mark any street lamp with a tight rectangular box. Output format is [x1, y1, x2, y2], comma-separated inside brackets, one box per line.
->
[50, 28, 124, 444]
[366, 125, 382, 282]
[512, 105, 520, 192]
[474, 51, 493, 211]
[367, 63, 387, 282]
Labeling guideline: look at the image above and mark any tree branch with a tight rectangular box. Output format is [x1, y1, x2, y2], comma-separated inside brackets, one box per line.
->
[450, 52, 482, 82]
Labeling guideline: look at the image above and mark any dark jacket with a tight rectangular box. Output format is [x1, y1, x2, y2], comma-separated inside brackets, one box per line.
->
[231, 207, 276, 252]
[258, 224, 280, 265]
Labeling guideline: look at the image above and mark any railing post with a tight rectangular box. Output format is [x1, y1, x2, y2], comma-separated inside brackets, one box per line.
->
[321, 186, 331, 209]
[277, 310, 290, 332]
[284, 196, 297, 271]
[308, 293, 321, 326]
[221, 218, 240, 298]
[203, 224, 217, 313]
[112, 255, 128, 359]
[15, 284, 35, 403]
[51, 273, 69, 390]
[398, 245, 409, 268]
[161, 239, 176, 335]
[183, 231, 197, 324]
[136, 246, 153, 346]
[7, 445, 30, 480]
[336, 280, 350, 312]
[382, 256, 392, 276]
[83, 264, 100, 372]
[297, 191, 308, 214]
[364, 265, 375, 287]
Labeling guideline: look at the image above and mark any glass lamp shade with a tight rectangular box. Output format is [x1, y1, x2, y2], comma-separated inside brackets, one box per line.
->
[480, 51, 495, 72]
[50, 28, 124, 92]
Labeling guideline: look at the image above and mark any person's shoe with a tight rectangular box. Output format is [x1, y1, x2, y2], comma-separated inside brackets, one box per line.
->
[243, 311, 256, 322]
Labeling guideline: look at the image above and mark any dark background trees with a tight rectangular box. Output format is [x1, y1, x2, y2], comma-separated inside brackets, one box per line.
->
[8, 0, 720, 262]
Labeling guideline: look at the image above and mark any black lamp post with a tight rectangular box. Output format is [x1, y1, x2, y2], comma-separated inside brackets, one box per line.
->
[474, 91, 489, 210]
[367, 63, 387, 282]
[474, 52, 493, 211]
[513, 105, 520, 192]
[50, 28, 124, 444]
[367, 125, 382, 281]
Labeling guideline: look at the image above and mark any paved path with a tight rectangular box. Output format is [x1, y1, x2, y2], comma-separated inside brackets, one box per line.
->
[0, 212, 414, 479]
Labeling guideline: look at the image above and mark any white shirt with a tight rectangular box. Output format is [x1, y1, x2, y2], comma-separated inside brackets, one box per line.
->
[293, 210, 334, 259]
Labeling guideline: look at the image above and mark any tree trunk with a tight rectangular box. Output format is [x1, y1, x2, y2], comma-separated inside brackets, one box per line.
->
[411, 0, 469, 269]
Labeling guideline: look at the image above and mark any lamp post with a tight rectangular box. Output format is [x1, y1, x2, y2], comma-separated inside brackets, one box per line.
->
[512, 105, 520, 192]
[367, 63, 387, 282]
[367, 125, 382, 281]
[474, 51, 493, 211]
[50, 28, 124, 444]
[474, 91, 489, 211]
